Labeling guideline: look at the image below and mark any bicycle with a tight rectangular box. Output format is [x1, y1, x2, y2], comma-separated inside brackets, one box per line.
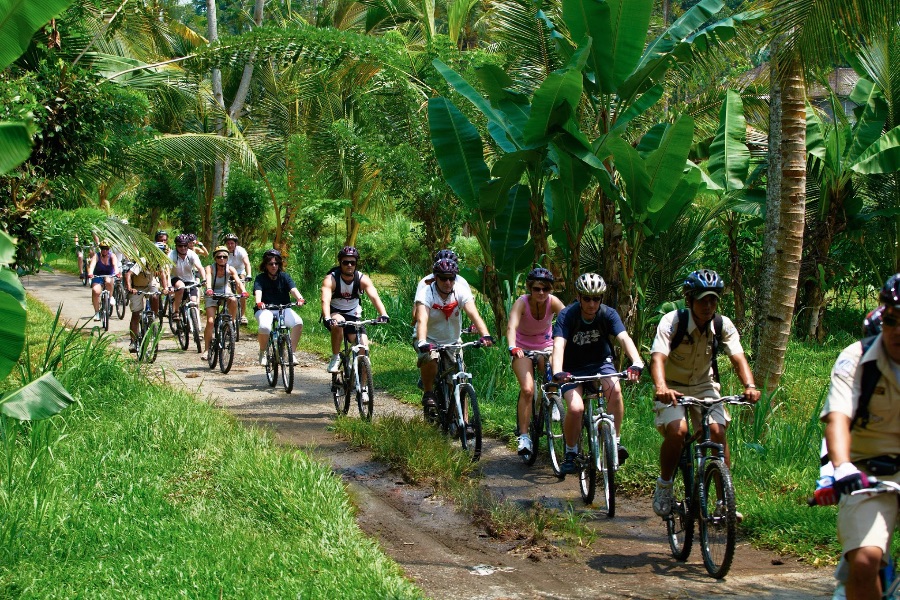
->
[112, 275, 127, 320]
[95, 275, 114, 332]
[229, 276, 251, 341]
[77, 244, 93, 286]
[206, 293, 239, 374]
[134, 290, 163, 363]
[330, 318, 382, 420]
[559, 372, 628, 515]
[518, 350, 561, 468]
[263, 303, 302, 394]
[662, 394, 752, 579]
[172, 282, 203, 353]
[426, 339, 486, 462]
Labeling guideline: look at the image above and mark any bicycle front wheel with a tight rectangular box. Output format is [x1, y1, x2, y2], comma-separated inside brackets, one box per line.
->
[114, 286, 126, 319]
[219, 319, 235, 374]
[699, 459, 736, 579]
[168, 300, 180, 336]
[579, 414, 597, 504]
[235, 302, 242, 342]
[356, 355, 374, 420]
[279, 335, 293, 393]
[175, 307, 190, 350]
[459, 384, 482, 462]
[101, 294, 110, 332]
[190, 307, 202, 353]
[596, 418, 617, 517]
[524, 384, 541, 466]
[546, 395, 566, 477]
[667, 454, 695, 562]
[140, 320, 160, 363]
[265, 338, 277, 387]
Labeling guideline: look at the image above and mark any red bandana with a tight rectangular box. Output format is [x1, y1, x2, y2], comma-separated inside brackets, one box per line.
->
[433, 300, 459, 320]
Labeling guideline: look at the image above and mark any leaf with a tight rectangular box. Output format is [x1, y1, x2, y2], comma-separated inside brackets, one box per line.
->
[607, 0, 655, 89]
[647, 167, 701, 234]
[427, 97, 490, 206]
[707, 90, 749, 192]
[0, 267, 25, 308]
[523, 69, 583, 145]
[432, 59, 514, 146]
[0, 372, 75, 421]
[0, 0, 74, 70]
[847, 78, 888, 166]
[491, 184, 534, 280]
[645, 115, 695, 212]
[0, 229, 16, 265]
[805, 104, 826, 160]
[0, 121, 33, 174]
[0, 286, 26, 382]
[606, 135, 652, 219]
[852, 125, 900, 175]
[479, 153, 528, 218]
[562, 0, 613, 91]
[611, 85, 663, 134]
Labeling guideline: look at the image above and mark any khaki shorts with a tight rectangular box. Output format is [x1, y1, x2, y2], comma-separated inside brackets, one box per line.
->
[129, 284, 160, 312]
[653, 382, 730, 431]
[837, 471, 900, 559]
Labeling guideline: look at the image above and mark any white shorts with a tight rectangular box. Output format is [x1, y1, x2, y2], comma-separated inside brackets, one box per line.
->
[255, 308, 302, 334]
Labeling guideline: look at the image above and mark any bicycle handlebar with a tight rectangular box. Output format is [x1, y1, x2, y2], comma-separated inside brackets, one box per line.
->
[135, 290, 162, 296]
[675, 395, 752, 407]
[260, 303, 300, 310]
[434, 340, 486, 351]
[807, 476, 899, 506]
[523, 350, 552, 359]
[209, 292, 240, 299]
[335, 318, 383, 329]
[564, 371, 629, 383]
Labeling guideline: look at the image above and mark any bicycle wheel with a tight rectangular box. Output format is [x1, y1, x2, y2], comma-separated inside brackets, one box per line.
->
[596, 419, 617, 517]
[524, 386, 541, 466]
[265, 338, 278, 387]
[101, 293, 110, 332]
[332, 369, 350, 415]
[699, 459, 736, 579]
[219, 319, 235, 374]
[667, 454, 695, 561]
[579, 413, 597, 504]
[114, 285, 126, 319]
[235, 301, 242, 342]
[546, 394, 566, 477]
[459, 384, 482, 462]
[279, 334, 293, 393]
[207, 317, 219, 369]
[356, 355, 374, 420]
[175, 307, 190, 350]
[190, 306, 202, 353]
[140, 320, 160, 363]
[168, 298, 180, 336]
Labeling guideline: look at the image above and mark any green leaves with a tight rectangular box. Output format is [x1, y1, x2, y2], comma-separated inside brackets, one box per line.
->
[0, 231, 25, 382]
[0, 0, 74, 70]
[427, 97, 489, 207]
[0, 121, 34, 175]
[707, 90, 750, 193]
[523, 69, 584, 144]
[0, 372, 75, 421]
[852, 125, 900, 175]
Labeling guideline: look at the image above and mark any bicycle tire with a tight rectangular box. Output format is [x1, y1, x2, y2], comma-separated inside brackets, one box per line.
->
[459, 384, 482, 462]
[190, 306, 202, 353]
[524, 385, 541, 466]
[207, 316, 219, 370]
[279, 334, 293, 393]
[219, 318, 235, 374]
[356, 355, 374, 420]
[546, 395, 566, 477]
[81, 268, 88, 286]
[140, 320, 160, 363]
[235, 301, 242, 342]
[114, 285, 126, 319]
[265, 338, 278, 387]
[168, 298, 180, 337]
[101, 292, 110, 332]
[175, 306, 190, 350]
[596, 419, 617, 517]
[699, 459, 736, 579]
[667, 453, 695, 561]
[578, 412, 597, 504]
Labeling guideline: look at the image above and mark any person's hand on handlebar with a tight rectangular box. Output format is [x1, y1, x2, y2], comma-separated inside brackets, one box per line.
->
[833, 463, 868, 499]
[416, 341, 434, 354]
[376, 314, 390, 324]
[552, 371, 571, 384]
[256, 301, 265, 310]
[654, 385, 682, 405]
[295, 298, 306, 306]
[205, 289, 214, 296]
[626, 363, 644, 382]
[509, 346, 524, 359]
[742, 384, 761, 403]
[240, 291, 248, 298]
[478, 335, 494, 347]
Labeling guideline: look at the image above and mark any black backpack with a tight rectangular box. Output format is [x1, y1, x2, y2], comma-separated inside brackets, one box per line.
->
[851, 335, 882, 430]
[669, 308, 724, 383]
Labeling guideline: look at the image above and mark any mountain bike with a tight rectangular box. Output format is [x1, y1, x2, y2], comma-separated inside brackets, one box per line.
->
[662, 394, 752, 579]
[78, 244, 93, 286]
[93, 275, 116, 332]
[561, 372, 628, 515]
[263, 303, 302, 394]
[426, 339, 485, 462]
[171, 282, 203, 352]
[519, 350, 559, 467]
[206, 293, 238, 374]
[134, 290, 163, 363]
[229, 276, 251, 341]
[330, 318, 382, 420]
[113, 275, 127, 320]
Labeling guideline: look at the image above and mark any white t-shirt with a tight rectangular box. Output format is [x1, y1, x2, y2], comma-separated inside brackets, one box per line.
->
[414, 274, 472, 299]
[228, 246, 249, 275]
[414, 280, 474, 345]
[168, 249, 201, 281]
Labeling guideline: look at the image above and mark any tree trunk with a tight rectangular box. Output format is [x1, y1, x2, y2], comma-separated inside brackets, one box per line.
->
[727, 215, 746, 330]
[482, 265, 508, 336]
[799, 189, 846, 340]
[755, 57, 806, 391]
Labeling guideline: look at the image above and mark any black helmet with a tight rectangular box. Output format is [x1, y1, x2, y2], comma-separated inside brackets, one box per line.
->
[338, 246, 360, 260]
[526, 267, 554, 284]
[863, 306, 884, 337]
[224, 233, 238, 242]
[187, 233, 197, 242]
[880, 274, 900, 308]
[433, 249, 458, 263]
[155, 229, 168, 240]
[174, 233, 190, 246]
[263, 248, 282, 260]
[683, 269, 724, 299]
[432, 258, 459, 276]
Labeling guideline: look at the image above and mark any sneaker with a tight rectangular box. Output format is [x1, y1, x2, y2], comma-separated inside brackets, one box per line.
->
[735, 510, 744, 524]
[422, 391, 437, 407]
[291, 356, 300, 366]
[240, 316, 248, 325]
[517, 434, 533, 457]
[259, 351, 267, 367]
[93, 312, 101, 321]
[327, 354, 341, 373]
[172, 312, 181, 321]
[617, 444, 629, 466]
[560, 451, 579, 475]
[551, 401, 561, 422]
[200, 351, 208, 361]
[653, 479, 674, 517]
[109, 298, 115, 307]
[464, 423, 476, 439]
[128, 343, 137, 353]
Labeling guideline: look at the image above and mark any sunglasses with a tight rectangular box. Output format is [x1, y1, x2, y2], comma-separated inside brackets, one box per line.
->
[531, 286, 550, 292]
[437, 275, 456, 282]
[215, 255, 228, 260]
[581, 296, 602, 303]
[176, 244, 187, 248]
[100, 247, 110, 251]
[883, 314, 900, 328]
[341, 260, 357, 267]
[267, 261, 281, 267]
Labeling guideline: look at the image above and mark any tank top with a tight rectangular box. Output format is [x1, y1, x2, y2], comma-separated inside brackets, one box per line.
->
[95, 253, 115, 276]
[515, 294, 553, 351]
[329, 269, 362, 316]
[211, 265, 230, 295]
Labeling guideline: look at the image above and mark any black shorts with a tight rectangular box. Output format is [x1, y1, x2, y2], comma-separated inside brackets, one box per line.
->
[171, 277, 199, 298]
[321, 310, 364, 338]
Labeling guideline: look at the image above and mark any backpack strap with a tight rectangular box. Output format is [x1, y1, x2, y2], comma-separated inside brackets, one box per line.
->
[852, 335, 882, 430]
[669, 308, 690, 352]
[669, 309, 724, 383]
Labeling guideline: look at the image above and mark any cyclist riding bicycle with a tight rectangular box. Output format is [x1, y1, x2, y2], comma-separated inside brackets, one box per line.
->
[821, 274, 900, 600]
[253, 249, 305, 366]
[124, 244, 170, 352]
[185, 233, 208, 258]
[321, 246, 390, 373]
[414, 258, 493, 411]
[75, 232, 99, 281]
[223, 233, 252, 324]
[411, 249, 473, 323]
[87, 239, 120, 321]
[169, 233, 204, 322]
[649, 269, 759, 518]
[155, 230, 168, 246]
[550, 272, 643, 475]
[507, 267, 565, 458]
[203, 246, 248, 361]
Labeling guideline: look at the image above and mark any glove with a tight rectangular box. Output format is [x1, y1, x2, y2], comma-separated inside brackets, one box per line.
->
[478, 335, 494, 347]
[833, 463, 868, 499]
[376, 314, 390, 323]
[509, 347, 523, 358]
[256, 302, 265, 310]
[627, 364, 644, 376]
[205, 289, 213, 296]
[325, 318, 336, 328]
[296, 298, 306, 306]
[553, 371, 572, 384]
[240, 291, 248, 298]
[416, 341, 433, 353]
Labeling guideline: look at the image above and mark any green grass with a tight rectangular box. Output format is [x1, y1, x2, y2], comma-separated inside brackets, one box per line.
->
[0, 297, 421, 599]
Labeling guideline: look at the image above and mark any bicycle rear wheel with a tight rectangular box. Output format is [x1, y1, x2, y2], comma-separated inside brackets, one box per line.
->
[114, 286, 126, 319]
[279, 335, 293, 393]
[596, 418, 617, 517]
[579, 414, 597, 504]
[356, 355, 374, 420]
[101, 293, 110, 332]
[524, 388, 542, 466]
[332, 370, 350, 415]
[667, 454, 695, 561]
[265, 338, 278, 387]
[190, 306, 202, 353]
[175, 307, 190, 350]
[699, 460, 736, 579]
[219, 319, 235, 374]
[459, 384, 482, 462]
[168, 298, 180, 336]
[546, 394, 566, 477]
[235, 301, 242, 342]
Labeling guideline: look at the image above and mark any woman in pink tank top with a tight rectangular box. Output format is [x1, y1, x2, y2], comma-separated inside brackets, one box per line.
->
[506, 267, 565, 459]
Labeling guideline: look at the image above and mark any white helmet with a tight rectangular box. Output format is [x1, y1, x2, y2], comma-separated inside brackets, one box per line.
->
[575, 273, 607, 296]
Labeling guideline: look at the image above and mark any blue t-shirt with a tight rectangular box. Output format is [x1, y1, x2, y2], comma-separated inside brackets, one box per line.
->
[253, 272, 297, 305]
[552, 301, 625, 372]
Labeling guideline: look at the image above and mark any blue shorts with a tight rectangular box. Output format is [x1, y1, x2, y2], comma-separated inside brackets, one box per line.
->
[560, 361, 617, 396]
[91, 275, 114, 286]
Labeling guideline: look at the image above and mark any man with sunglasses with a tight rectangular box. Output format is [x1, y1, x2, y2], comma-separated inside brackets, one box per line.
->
[253, 249, 306, 366]
[414, 258, 493, 411]
[821, 274, 900, 600]
[649, 269, 758, 518]
[169, 233, 204, 322]
[321, 246, 390, 373]
[551, 272, 644, 475]
[223, 233, 252, 324]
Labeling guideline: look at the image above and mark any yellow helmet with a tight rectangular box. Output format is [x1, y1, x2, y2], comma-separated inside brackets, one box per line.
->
[99, 239, 112, 248]
[213, 245, 229, 258]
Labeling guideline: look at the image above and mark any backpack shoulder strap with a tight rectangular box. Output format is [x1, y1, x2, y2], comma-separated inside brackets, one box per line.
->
[852, 336, 882, 430]
[711, 314, 724, 383]
[352, 270, 362, 300]
[669, 308, 690, 351]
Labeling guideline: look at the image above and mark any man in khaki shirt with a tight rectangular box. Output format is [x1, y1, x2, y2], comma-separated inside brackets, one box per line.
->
[649, 269, 759, 518]
[822, 274, 900, 600]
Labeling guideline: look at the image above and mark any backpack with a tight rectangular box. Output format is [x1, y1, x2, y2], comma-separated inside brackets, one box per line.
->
[669, 308, 724, 383]
[851, 335, 882, 430]
[328, 267, 362, 300]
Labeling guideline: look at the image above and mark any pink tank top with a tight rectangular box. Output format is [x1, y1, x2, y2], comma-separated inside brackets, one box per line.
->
[515, 294, 553, 351]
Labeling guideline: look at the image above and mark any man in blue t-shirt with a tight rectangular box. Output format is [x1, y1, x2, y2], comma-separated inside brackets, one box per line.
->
[550, 273, 643, 475]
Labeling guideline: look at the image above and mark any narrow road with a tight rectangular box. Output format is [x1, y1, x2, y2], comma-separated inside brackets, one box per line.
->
[23, 271, 834, 599]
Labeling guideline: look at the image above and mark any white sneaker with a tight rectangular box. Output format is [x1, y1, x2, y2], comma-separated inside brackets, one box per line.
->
[551, 401, 561, 422]
[93, 312, 101, 321]
[109, 298, 115, 306]
[240, 316, 248, 325]
[291, 356, 300, 366]
[653, 479, 674, 517]
[516, 434, 533, 456]
[326, 354, 341, 373]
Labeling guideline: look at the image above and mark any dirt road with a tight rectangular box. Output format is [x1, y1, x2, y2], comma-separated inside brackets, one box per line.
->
[23, 272, 834, 599]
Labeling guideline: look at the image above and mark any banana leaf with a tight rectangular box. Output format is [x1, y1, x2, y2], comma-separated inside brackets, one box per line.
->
[0, 372, 75, 421]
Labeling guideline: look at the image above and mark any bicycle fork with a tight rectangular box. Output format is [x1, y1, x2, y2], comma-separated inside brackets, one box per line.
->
[448, 371, 471, 436]
[592, 409, 618, 472]
[350, 343, 367, 392]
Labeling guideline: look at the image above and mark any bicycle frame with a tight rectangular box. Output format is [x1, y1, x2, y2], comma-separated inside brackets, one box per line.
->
[337, 319, 380, 394]
[433, 340, 480, 438]
[566, 372, 626, 470]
